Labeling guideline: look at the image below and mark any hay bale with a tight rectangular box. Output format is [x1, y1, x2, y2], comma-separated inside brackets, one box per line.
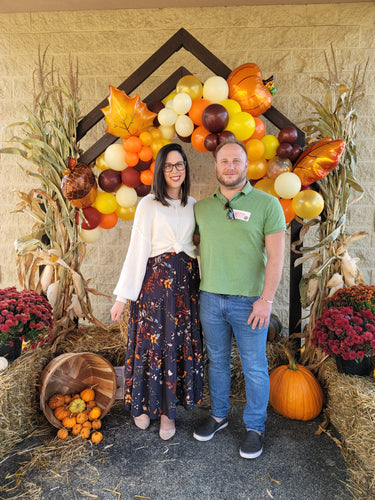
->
[319, 359, 375, 498]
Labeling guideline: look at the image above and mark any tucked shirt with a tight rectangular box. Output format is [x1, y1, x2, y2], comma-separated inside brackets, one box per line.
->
[194, 181, 286, 297]
[114, 194, 197, 302]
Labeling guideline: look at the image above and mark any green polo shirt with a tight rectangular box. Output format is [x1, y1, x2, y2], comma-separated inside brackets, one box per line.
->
[194, 181, 286, 297]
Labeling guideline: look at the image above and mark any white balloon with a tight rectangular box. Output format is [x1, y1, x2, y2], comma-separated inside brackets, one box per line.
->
[274, 172, 302, 199]
[173, 92, 192, 115]
[159, 125, 176, 141]
[165, 99, 175, 109]
[158, 107, 178, 127]
[79, 227, 101, 243]
[175, 115, 194, 137]
[116, 185, 138, 208]
[104, 144, 127, 171]
[203, 76, 229, 103]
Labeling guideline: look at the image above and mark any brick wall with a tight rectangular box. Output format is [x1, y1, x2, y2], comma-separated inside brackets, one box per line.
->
[0, 3, 374, 327]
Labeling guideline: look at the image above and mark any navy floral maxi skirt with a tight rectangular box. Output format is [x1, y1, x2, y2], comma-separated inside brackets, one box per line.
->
[124, 252, 204, 420]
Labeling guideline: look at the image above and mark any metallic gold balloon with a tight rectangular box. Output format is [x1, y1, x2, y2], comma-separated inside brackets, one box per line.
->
[293, 138, 345, 186]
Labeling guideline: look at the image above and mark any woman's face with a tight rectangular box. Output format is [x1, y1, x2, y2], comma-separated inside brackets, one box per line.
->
[163, 150, 186, 190]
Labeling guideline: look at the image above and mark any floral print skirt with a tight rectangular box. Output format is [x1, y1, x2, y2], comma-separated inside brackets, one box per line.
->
[124, 252, 203, 420]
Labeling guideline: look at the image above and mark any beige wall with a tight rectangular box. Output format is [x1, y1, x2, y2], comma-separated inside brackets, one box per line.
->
[0, 3, 374, 327]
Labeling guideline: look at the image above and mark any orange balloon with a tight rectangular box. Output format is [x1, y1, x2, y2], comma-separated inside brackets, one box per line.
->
[191, 126, 210, 153]
[123, 136, 143, 153]
[99, 211, 118, 229]
[279, 198, 296, 223]
[245, 139, 265, 161]
[150, 160, 155, 173]
[188, 98, 212, 126]
[250, 117, 266, 140]
[247, 158, 268, 180]
[253, 178, 278, 197]
[140, 169, 154, 185]
[124, 150, 139, 167]
[139, 145, 153, 162]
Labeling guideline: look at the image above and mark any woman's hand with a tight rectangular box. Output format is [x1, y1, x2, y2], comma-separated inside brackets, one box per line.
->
[111, 300, 126, 323]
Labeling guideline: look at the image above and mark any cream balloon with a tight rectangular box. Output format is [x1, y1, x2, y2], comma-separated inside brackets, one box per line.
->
[158, 107, 178, 127]
[116, 185, 138, 208]
[274, 172, 302, 199]
[104, 144, 128, 171]
[173, 92, 192, 115]
[175, 115, 194, 137]
[203, 76, 229, 103]
[79, 227, 101, 243]
[159, 125, 176, 141]
[165, 99, 175, 109]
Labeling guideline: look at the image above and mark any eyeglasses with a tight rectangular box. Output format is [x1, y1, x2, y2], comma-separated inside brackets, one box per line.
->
[224, 201, 236, 221]
[163, 161, 186, 173]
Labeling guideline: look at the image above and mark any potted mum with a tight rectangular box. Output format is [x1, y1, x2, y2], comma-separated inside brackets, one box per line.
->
[0, 287, 53, 361]
[312, 284, 375, 376]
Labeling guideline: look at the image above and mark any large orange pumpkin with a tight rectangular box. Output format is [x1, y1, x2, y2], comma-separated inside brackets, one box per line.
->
[227, 63, 272, 117]
[269, 349, 323, 421]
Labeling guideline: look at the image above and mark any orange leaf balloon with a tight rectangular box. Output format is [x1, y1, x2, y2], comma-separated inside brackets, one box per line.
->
[293, 138, 345, 186]
[101, 86, 157, 139]
[227, 63, 272, 117]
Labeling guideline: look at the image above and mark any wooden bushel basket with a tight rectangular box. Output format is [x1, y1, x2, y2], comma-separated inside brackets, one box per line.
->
[40, 352, 117, 429]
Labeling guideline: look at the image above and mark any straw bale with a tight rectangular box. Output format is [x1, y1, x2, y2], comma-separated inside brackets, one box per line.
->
[319, 359, 375, 499]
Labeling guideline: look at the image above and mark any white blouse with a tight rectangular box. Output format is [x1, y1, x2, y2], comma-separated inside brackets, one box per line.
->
[113, 194, 198, 302]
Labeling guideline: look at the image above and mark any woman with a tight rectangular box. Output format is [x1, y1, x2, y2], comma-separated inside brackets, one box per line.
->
[111, 143, 203, 440]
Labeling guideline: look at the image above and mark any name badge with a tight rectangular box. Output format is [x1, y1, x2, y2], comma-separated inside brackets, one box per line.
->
[233, 209, 251, 221]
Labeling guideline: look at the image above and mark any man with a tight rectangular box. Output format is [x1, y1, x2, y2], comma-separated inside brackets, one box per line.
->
[193, 139, 286, 459]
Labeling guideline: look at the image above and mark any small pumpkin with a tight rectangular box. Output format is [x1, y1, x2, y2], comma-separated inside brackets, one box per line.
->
[62, 415, 77, 429]
[57, 428, 69, 440]
[48, 394, 65, 410]
[91, 419, 102, 430]
[86, 400, 97, 409]
[72, 423, 83, 436]
[64, 394, 72, 404]
[80, 427, 91, 439]
[54, 406, 70, 421]
[82, 421, 92, 430]
[76, 412, 89, 424]
[80, 387, 95, 403]
[91, 431, 103, 444]
[68, 398, 86, 414]
[269, 347, 323, 421]
[88, 406, 102, 421]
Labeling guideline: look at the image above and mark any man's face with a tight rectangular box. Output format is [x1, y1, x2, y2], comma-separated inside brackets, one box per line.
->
[215, 143, 248, 190]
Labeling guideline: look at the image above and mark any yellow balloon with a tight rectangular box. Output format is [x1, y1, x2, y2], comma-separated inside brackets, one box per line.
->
[94, 192, 118, 214]
[247, 158, 268, 180]
[176, 75, 203, 101]
[95, 152, 109, 172]
[261, 135, 280, 160]
[150, 127, 163, 140]
[292, 190, 324, 219]
[139, 131, 153, 146]
[274, 172, 301, 199]
[116, 205, 137, 221]
[225, 112, 255, 142]
[220, 99, 242, 118]
[162, 91, 176, 105]
[254, 178, 278, 197]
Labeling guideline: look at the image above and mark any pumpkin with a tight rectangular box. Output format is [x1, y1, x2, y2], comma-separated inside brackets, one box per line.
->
[68, 398, 86, 414]
[91, 431, 103, 444]
[72, 423, 83, 436]
[227, 63, 272, 117]
[71, 393, 81, 400]
[80, 387, 95, 402]
[80, 427, 91, 439]
[64, 394, 72, 404]
[76, 412, 89, 424]
[82, 421, 92, 430]
[88, 406, 102, 421]
[267, 313, 283, 342]
[62, 415, 77, 429]
[54, 406, 70, 421]
[48, 394, 65, 410]
[91, 419, 102, 430]
[57, 428, 69, 440]
[86, 400, 97, 409]
[269, 348, 323, 421]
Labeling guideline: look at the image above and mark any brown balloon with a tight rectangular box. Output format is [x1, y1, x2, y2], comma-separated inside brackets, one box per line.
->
[98, 169, 122, 192]
[135, 159, 152, 172]
[76, 206, 102, 230]
[290, 143, 303, 163]
[121, 167, 141, 188]
[202, 104, 229, 134]
[277, 142, 293, 159]
[219, 130, 236, 143]
[278, 126, 298, 144]
[204, 133, 219, 152]
[135, 183, 151, 197]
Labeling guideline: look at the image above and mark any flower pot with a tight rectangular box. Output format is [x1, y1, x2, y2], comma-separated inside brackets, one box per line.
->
[335, 355, 372, 376]
[0, 338, 22, 361]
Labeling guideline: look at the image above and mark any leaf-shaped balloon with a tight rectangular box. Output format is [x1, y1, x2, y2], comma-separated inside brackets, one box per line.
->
[101, 86, 157, 139]
[293, 138, 345, 186]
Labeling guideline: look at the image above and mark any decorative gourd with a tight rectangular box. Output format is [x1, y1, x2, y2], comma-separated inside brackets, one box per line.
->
[80, 387, 95, 403]
[82, 421, 92, 430]
[267, 314, 283, 342]
[64, 394, 72, 404]
[80, 427, 91, 439]
[54, 406, 70, 421]
[72, 423, 83, 436]
[88, 406, 102, 421]
[86, 400, 97, 409]
[91, 431, 103, 444]
[269, 348, 323, 421]
[227, 63, 272, 117]
[48, 394, 65, 410]
[76, 412, 89, 424]
[61, 158, 97, 209]
[57, 428, 69, 440]
[62, 415, 77, 429]
[91, 419, 102, 430]
[68, 398, 86, 414]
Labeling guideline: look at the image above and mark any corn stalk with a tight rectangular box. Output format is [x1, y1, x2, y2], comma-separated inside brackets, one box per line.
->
[295, 45, 368, 364]
[0, 48, 107, 341]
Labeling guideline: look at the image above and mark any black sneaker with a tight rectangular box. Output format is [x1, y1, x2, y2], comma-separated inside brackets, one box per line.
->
[239, 430, 264, 459]
[193, 416, 228, 441]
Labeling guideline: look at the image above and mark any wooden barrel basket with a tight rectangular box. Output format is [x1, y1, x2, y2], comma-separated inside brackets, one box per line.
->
[40, 352, 117, 429]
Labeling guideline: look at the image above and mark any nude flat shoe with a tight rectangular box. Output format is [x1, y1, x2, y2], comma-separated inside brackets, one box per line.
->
[159, 416, 175, 440]
[133, 414, 150, 430]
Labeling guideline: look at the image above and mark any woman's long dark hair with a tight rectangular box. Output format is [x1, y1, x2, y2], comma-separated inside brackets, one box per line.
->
[152, 143, 191, 207]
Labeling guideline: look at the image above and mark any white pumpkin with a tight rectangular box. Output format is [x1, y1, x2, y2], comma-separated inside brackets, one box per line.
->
[0, 357, 9, 372]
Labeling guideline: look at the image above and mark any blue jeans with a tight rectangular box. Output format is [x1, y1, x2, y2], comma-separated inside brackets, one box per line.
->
[200, 291, 269, 433]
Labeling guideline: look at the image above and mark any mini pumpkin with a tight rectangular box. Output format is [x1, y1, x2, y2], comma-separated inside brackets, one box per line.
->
[48, 394, 65, 410]
[62, 415, 77, 429]
[88, 406, 102, 421]
[86, 400, 97, 409]
[68, 398, 86, 414]
[76, 412, 89, 424]
[72, 423, 83, 436]
[91, 431, 103, 444]
[80, 387, 95, 402]
[80, 427, 91, 439]
[57, 428, 69, 440]
[64, 394, 72, 404]
[54, 406, 70, 421]
[91, 419, 102, 430]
